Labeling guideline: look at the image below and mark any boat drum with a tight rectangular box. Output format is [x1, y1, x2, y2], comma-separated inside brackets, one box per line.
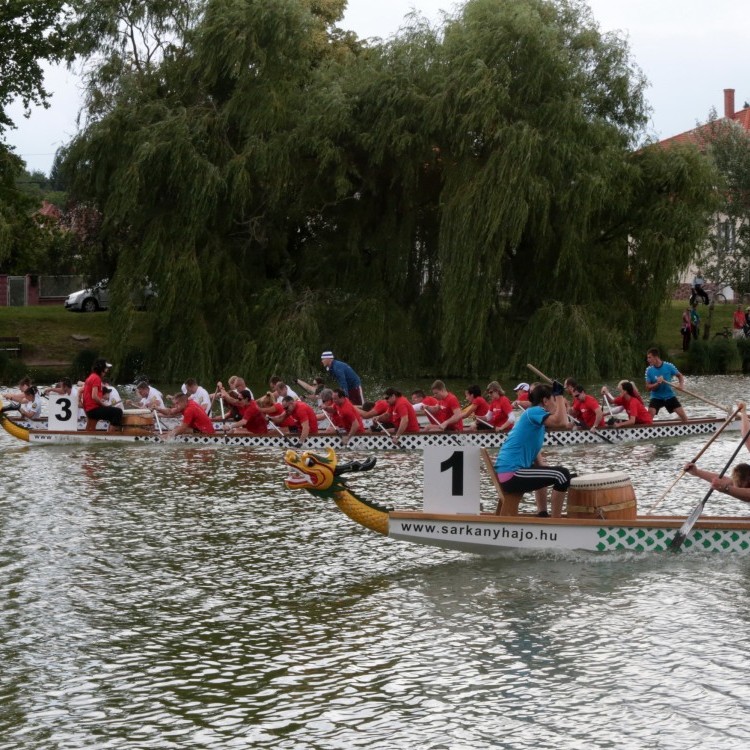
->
[566, 472, 637, 520]
[121, 409, 154, 434]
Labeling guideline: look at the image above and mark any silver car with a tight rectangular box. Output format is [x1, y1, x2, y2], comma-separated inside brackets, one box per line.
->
[64, 279, 156, 312]
[64, 279, 110, 312]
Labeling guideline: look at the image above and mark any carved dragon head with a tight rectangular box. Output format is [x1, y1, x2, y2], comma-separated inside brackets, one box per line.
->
[284, 447, 376, 497]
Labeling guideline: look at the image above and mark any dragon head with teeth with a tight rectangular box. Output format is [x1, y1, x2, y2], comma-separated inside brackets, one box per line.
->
[284, 447, 378, 498]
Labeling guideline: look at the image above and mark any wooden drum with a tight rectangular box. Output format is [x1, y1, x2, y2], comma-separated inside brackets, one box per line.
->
[121, 409, 154, 433]
[566, 472, 637, 520]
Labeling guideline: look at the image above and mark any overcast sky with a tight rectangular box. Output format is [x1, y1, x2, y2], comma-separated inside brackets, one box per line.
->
[5, 0, 747, 174]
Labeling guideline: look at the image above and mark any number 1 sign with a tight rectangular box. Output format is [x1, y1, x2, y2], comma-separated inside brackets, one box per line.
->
[423, 446, 480, 514]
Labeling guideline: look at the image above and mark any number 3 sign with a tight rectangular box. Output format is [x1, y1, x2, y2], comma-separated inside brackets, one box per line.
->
[423, 446, 480, 514]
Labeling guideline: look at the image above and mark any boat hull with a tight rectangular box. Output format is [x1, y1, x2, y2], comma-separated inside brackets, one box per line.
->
[2, 415, 739, 449]
[387, 512, 750, 554]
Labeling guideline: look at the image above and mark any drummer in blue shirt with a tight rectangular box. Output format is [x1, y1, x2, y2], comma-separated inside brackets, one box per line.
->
[321, 351, 364, 406]
[644, 347, 688, 422]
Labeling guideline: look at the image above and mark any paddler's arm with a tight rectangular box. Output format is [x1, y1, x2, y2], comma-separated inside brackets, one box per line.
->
[441, 406, 463, 430]
[544, 392, 569, 429]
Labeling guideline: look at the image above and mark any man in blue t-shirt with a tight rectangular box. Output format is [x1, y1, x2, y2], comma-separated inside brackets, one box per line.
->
[644, 347, 687, 422]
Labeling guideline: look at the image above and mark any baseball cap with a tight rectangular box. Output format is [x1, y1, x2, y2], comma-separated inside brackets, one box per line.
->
[513, 382, 529, 391]
[105, 362, 113, 368]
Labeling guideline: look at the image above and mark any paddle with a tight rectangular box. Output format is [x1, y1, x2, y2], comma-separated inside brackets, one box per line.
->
[671, 382, 731, 414]
[669, 424, 750, 552]
[526, 363, 613, 444]
[152, 409, 163, 436]
[267, 415, 297, 447]
[423, 404, 462, 445]
[646, 404, 743, 514]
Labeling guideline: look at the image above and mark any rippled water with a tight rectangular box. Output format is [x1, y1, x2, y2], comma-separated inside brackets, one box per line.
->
[2, 375, 750, 749]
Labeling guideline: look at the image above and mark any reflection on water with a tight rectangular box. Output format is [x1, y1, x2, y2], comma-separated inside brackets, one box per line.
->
[2, 374, 750, 748]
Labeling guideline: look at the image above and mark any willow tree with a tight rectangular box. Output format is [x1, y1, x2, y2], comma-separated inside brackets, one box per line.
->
[64, 0, 361, 380]
[63, 0, 718, 381]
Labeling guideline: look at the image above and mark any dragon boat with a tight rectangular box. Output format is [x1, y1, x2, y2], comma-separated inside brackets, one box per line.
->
[0, 395, 740, 449]
[283, 446, 750, 554]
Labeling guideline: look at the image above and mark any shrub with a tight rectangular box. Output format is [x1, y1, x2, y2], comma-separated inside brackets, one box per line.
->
[686, 339, 711, 374]
[737, 338, 750, 373]
[708, 337, 740, 373]
[69, 349, 98, 383]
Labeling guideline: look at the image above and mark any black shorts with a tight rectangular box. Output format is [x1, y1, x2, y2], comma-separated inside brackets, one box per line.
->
[85, 405, 124, 426]
[648, 396, 682, 414]
[500, 466, 572, 494]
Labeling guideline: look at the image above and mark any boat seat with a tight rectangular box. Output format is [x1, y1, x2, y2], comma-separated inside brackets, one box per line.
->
[496, 492, 523, 516]
[480, 448, 524, 516]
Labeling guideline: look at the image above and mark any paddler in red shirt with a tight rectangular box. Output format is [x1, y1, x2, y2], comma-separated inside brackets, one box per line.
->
[424, 380, 464, 431]
[281, 396, 319, 444]
[463, 384, 492, 431]
[330, 388, 364, 446]
[378, 387, 420, 446]
[570, 385, 605, 430]
[225, 389, 268, 434]
[163, 392, 216, 438]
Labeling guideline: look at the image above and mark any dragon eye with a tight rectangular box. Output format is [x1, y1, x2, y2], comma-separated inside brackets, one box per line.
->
[305, 457, 315, 467]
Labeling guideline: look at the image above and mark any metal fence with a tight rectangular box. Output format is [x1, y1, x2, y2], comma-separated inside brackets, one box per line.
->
[39, 275, 84, 298]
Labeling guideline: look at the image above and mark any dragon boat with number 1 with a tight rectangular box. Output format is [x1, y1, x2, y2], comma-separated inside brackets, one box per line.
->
[283, 446, 750, 555]
[0, 394, 740, 449]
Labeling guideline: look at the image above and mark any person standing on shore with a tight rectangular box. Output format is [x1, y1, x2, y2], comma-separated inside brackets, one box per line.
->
[320, 351, 364, 406]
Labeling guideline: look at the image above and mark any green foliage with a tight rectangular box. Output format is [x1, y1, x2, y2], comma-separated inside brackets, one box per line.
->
[60, 0, 719, 379]
[686, 339, 711, 374]
[708, 336, 740, 373]
[0, 352, 26, 385]
[694, 117, 750, 295]
[736, 338, 750, 373]
[510, 302, 637, 380]
[0, 1, 71, 133]
[69, 349, 98, 383]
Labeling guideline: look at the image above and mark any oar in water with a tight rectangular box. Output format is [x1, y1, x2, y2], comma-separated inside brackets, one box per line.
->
[669, 424, 750, 552]
[646, 404, 743, 515]
[671, 382, 731, 415]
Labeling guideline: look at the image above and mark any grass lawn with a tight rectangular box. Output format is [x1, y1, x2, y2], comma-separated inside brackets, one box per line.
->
[0, 306, 149, 365]
[655, 300, 739, 357]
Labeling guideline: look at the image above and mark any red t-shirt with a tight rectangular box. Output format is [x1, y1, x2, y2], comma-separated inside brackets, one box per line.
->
[389, 396, 420, 432]
[624, 397, 653, 425]
[290, 401, 319, 434]
[613, 391, 644, 406]
[469, 396, 490, 418]
[335, 398, 364, 432]
[183, 400, 216, 434]
[421, 396, 439, 407]
[488, 395, 513, 428]
[572, 394, 603, 429]
[734, 310, 746, 330]
[241, 400, 268, 434]
[370, 399, 389, 416]
[437, 392, 464, 431]
[270, 402, 296, 428]
[82, 372, 102, 412]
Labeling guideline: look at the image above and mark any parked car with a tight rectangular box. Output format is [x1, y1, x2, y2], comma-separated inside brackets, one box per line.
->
[64, 279, 109, 312]
[64, 279, 156, 312]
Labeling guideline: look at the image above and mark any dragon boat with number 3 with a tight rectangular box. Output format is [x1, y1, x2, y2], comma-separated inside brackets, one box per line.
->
[0, 394, 741, 448]
[283, 446, 750, 555]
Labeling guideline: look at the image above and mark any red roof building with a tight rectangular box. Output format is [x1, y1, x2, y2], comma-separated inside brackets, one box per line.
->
[658, 88, 750, 149]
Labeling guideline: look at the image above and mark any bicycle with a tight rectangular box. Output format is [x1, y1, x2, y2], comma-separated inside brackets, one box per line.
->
[713, 325, 748, 339]
[690, 285, 727, 306]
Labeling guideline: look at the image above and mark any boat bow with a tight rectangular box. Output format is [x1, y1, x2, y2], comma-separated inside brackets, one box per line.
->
[284, 447, 392, 535]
